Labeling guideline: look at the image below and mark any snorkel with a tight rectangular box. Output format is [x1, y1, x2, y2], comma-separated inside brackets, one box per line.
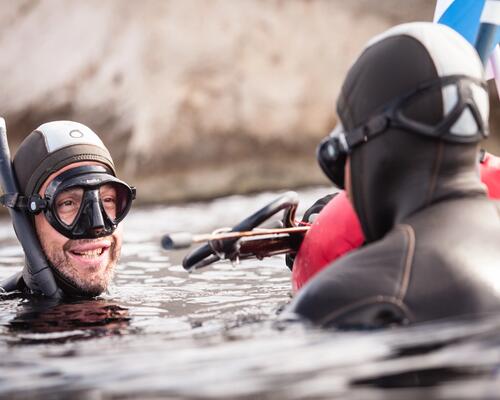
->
[0, 118, 63, 298]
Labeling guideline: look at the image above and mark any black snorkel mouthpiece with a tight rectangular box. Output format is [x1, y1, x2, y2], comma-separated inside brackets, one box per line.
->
[0, 118, 62, 298]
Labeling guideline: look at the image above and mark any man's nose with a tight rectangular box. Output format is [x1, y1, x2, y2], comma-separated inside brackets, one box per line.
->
[90, 201, 105, 234]
[92, 226, 105, 235]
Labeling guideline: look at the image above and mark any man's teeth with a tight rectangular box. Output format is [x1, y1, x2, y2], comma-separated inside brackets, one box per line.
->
[74, 248, 104, 257]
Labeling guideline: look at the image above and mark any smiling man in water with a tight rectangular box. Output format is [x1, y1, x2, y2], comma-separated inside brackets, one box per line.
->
[0, 121, 135, 298]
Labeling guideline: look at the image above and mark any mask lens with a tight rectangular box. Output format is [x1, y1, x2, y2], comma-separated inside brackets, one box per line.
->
[99, 182, 131, 221]
[54, 187, 84, 226]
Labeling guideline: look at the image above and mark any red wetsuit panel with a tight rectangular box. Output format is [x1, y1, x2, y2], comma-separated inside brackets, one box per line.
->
[480, 152, 500, 199]
[292, 152, 500, 292]
[291, 191, 364, 292]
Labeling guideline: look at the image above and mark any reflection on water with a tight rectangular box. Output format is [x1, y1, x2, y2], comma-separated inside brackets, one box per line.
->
[0, 188, 500, 399]
[7, 298, 130, 345]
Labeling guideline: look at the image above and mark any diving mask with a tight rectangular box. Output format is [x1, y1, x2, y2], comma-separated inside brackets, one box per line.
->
[26, 165, 135, 239]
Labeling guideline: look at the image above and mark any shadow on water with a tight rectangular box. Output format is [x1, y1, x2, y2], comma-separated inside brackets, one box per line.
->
[0, 189, 500, 399]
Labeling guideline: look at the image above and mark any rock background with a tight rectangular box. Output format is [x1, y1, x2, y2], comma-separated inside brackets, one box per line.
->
[1, 0, 498, 203]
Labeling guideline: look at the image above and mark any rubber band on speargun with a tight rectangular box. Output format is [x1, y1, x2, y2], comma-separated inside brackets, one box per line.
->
[177, 191, 305, 271]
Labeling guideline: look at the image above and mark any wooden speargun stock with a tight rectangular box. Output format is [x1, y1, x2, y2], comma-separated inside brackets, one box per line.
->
[161, 191, 309, 271]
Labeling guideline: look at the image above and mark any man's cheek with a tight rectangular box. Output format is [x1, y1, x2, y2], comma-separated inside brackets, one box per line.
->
[112, 228, 123, 257]
[111, 240, 121, 263]
[35, 215, 70, 249]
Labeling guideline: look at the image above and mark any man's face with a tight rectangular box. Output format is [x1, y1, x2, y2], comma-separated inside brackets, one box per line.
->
[34, 161, 123, 296]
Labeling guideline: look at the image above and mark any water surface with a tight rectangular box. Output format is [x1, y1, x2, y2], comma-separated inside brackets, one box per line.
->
[1, 189, 500, 399]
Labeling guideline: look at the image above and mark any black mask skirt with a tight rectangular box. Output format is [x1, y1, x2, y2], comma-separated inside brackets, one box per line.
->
[317, 74, 488, 189]
[26, 165, 136, 240]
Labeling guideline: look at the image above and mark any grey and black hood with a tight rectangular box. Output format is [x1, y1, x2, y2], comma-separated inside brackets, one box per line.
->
[1, 121, 116, 298]
[13, 121, 115, 197]
[338, 23, 489, 243]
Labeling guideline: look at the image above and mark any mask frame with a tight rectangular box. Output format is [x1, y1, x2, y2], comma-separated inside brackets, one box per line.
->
[27, 165, 136, 240]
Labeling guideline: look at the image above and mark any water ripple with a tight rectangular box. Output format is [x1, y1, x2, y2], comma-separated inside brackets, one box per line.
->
[0, 188, 499, 399]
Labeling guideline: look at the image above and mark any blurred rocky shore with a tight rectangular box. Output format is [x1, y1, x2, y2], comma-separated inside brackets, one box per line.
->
[1, 0, 498, 204]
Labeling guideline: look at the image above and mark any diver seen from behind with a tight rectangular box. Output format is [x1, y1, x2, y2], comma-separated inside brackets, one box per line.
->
[287, 22, 500, 328]
[0, 121, 135, 298]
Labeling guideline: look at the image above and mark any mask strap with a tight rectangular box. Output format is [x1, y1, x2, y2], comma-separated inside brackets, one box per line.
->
[0, 193, 49, 214]
[0, 192, 24, 209]
[345, 115, 390, 149]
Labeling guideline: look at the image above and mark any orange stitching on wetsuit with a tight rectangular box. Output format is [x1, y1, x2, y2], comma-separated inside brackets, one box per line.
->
[397, 224, 415, 301]
[359, 148, 374, 240]
[317, 295, 414, 326]
[316, 225, 416, 327]
[426, 141, 443, 205]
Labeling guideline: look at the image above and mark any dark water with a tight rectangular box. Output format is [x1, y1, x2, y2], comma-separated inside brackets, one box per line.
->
[1, 189, 500, 400]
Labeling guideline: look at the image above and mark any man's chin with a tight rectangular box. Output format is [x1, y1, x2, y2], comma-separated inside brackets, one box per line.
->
[43, 237, 120, 298]
[51, 266, 109, 298]
[53, 253, 116, 297]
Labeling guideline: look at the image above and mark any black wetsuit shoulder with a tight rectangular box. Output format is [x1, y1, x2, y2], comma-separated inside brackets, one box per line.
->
[290, 223, 413, 327]
[289, 197, 500, 328]
[0, 271, 29, 295]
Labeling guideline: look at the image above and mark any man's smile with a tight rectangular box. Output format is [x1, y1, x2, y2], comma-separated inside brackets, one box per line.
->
[67, 240, 112, 267]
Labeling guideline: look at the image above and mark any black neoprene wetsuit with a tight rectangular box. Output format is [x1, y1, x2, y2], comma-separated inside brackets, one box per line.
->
[287, 31, 500, 328]
[288, 190, 500, 328]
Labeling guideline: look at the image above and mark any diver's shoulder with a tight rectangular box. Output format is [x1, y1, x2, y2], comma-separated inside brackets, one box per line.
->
[405, 195, 500, 234]
[288, 230, 411, 323]
[0, 271, 29, 297]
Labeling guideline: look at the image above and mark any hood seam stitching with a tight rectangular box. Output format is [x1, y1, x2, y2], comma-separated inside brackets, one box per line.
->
[426, 141, 444, 205]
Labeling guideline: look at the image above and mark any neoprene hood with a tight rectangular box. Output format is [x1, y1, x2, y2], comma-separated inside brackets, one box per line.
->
[13, 121, 115, 197]
[2, 121, 120, 298]
[336, 22, 489, 243]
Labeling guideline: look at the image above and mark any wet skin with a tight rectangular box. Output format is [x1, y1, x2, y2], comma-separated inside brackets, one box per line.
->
[345, 157, 352, 203]
[34, 161, 123, 295]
